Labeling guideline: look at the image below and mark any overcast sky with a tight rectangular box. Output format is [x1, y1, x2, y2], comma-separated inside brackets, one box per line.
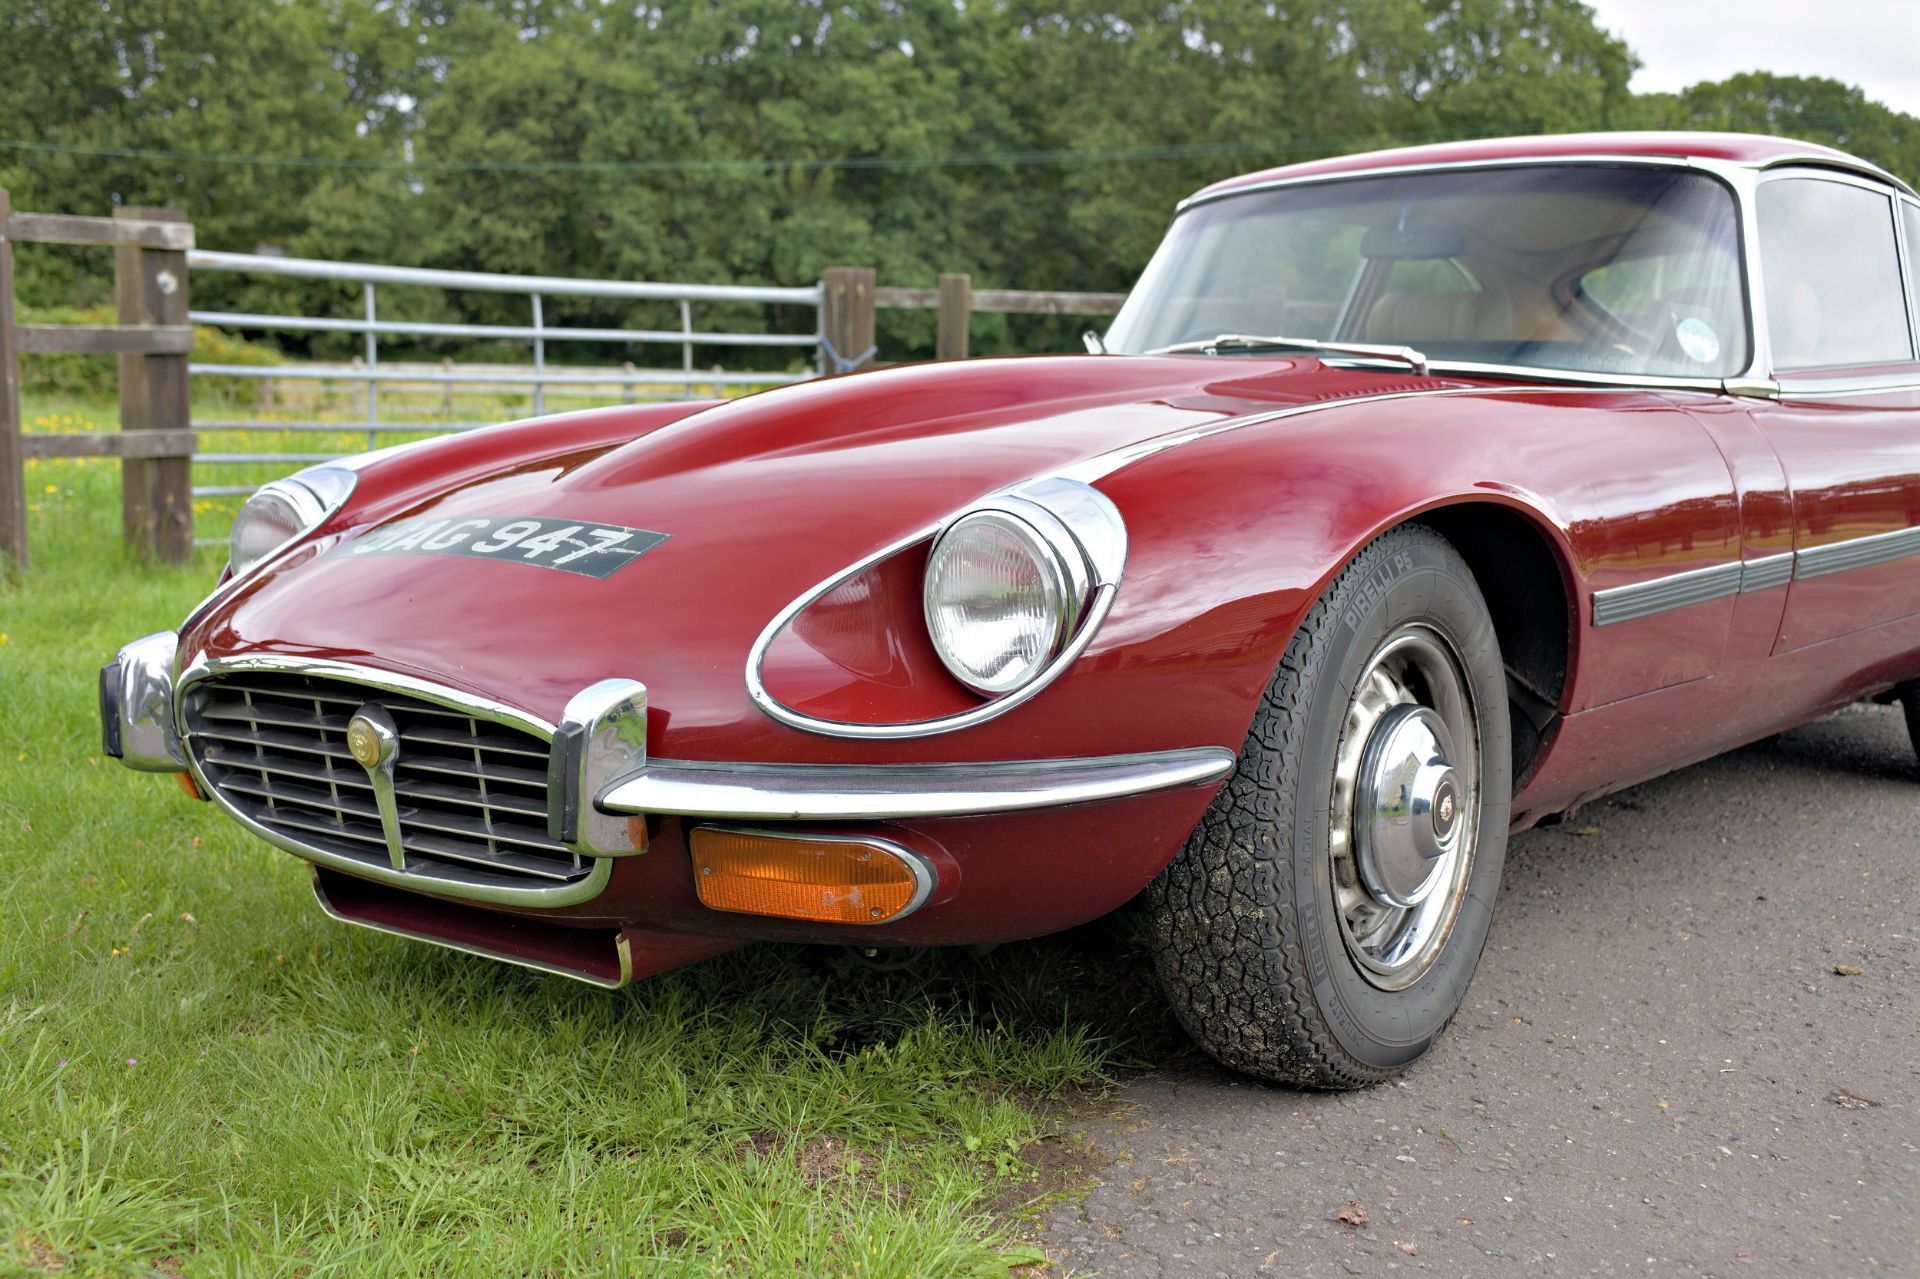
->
[1582, 0, 1920, 117]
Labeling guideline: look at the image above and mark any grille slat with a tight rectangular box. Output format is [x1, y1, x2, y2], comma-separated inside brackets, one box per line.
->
[392, 776, 549, 820]
[197, 699, 351, 733]
[199, 746, 379, 792]
[185, 672, 585, 889]
[260, 809, 393, 850]
[396, 829, 582, 882]
[397, 808, 564, 854]
[399, 723, 551, 760]
[391, 754, 548, 790]
[221, 772, 382, 822]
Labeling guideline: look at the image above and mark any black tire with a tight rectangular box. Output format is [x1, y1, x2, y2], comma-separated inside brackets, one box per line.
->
[1900, 684, 1920, 765]
[1144, 525, 1512, 1088]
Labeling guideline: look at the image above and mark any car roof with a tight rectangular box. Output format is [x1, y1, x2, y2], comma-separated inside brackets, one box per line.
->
[1187, 132, 1916, 206]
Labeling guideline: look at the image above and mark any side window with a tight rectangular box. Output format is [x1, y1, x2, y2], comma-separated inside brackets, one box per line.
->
[1758, 177, 1914, 370]
[1905, 202, 1920, 339]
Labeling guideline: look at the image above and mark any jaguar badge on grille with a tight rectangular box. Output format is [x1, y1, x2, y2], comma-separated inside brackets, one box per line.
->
[346, 712, 391, 768]
[345, 705, 405, 869]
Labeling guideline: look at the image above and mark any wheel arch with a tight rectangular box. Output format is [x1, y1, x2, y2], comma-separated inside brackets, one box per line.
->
[1289, 493, 1578, 791]
[1411, 500, 1577, 788]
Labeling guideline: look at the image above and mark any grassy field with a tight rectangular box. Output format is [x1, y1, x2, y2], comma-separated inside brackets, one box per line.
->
[0, 403, 1181, 1277]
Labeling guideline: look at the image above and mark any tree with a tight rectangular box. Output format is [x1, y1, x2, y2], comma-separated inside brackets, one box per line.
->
[1637, 72, 1919, 187]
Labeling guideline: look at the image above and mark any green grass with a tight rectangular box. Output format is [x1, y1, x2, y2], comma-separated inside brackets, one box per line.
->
[0, 410, 1182, 1277]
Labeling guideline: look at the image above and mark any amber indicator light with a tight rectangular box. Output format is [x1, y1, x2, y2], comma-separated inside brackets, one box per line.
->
[690, 828, 925, 925]
[174, 771, 206, 801]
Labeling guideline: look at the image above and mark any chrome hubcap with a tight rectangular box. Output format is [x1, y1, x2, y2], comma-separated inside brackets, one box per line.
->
[1355, 706, 1461, 908]
[1329, 627, 1478, 990]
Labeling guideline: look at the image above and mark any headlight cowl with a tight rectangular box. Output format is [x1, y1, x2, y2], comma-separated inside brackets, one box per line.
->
[228, 466, 357, 579]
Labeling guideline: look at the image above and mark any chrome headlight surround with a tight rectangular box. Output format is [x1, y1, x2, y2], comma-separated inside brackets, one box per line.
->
[923, 501, 1094, 698]
[746, 476, 1127, 739]
[228, 465, 357, 579]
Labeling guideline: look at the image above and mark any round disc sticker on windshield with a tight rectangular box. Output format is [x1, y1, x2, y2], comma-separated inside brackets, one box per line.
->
[1675, 317, 1721, 365]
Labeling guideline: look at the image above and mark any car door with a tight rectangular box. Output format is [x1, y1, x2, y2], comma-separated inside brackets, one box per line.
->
[1740, 169, 1920, 653]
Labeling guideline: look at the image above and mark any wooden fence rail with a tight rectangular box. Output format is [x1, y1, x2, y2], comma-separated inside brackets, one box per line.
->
[822, 267, 1125, 369]
[0, 191, 197, 569]
[1, 221, 1124, 569]
[875, 276, 1127, 361]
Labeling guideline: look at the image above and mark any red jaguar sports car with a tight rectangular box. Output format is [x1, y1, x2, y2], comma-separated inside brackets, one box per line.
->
[104, 132, 1920, 1087]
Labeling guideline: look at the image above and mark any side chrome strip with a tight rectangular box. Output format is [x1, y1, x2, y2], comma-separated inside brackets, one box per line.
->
[600, 747, 1238, 821]
[1795, 526, 1920, 580]
[1592, 561, 1743, 627]
[1738, 552, 1795, 593]
[1594, 529, 1920, 626]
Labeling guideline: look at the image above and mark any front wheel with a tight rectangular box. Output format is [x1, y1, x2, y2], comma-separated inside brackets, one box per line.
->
[1145, 525, 1512, 1088]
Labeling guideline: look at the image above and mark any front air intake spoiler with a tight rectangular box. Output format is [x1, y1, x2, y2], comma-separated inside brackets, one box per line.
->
[310, 868, 739, 988]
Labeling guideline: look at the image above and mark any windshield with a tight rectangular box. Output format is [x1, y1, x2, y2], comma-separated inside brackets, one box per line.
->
[1105, 164, 1750, 380]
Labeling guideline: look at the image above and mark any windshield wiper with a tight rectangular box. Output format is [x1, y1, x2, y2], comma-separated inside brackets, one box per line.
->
[1149, 333, 1429, 375]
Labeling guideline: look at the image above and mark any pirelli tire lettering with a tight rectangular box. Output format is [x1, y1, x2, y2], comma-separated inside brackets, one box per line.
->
[339, 515, 671, 579]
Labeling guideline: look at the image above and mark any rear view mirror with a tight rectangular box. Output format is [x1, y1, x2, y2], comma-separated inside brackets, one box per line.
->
[1361, 224, 1466, 261]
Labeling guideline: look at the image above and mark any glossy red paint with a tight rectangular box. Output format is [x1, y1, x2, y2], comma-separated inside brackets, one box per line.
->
[152, 134, 1920, 975]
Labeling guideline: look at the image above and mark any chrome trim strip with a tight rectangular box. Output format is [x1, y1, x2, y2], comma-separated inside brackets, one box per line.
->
[1774, 373, 1920, 399]
[175, 654, 614, 908]
[309, 869, 633, 989]
[1739, 552, 1795, 593]
[689, 826, 936, 924]
[1795, 526, 1920, 580]
[1591, 525, 1920, 626]
[602, 746, 1237, 821]
[1592, 561, 1742, 627]
[173, 652, 557, 740]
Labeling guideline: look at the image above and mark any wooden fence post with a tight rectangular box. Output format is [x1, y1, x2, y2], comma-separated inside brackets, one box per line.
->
[0, 190, 26, 571]
[115, 206, 193, 562]
[820, 267, 875, 373]
[936, 273, 971, 360]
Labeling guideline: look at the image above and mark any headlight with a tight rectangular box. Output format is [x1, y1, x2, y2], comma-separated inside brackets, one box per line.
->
[923, 509, 1087, 696]
[228, 466, 356, 578]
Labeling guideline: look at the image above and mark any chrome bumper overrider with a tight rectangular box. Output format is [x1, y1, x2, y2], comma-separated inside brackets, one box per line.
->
[99, 631, 186, 772]
[103, 634, 1236, 876]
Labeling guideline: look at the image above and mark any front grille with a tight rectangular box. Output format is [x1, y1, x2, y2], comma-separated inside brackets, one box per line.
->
[183, 672, 587, 888]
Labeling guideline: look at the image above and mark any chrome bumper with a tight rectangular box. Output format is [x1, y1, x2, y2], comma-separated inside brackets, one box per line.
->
[103, 634, 1234, 825]
[599, 748, 1236, 821]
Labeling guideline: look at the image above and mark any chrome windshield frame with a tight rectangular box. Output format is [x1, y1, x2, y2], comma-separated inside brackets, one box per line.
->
[1105, 151, 1889, 394]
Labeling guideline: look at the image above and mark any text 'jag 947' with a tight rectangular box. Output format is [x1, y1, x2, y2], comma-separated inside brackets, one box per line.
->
[105, 132, 1920, 1087]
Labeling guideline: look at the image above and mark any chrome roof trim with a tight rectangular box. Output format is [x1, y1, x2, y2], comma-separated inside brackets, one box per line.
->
[1176, 149, 1912, 215]
[602, 747, 1237, 821]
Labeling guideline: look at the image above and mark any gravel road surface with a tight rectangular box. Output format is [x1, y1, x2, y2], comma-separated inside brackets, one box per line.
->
[1043, 703, 1918, 1277]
